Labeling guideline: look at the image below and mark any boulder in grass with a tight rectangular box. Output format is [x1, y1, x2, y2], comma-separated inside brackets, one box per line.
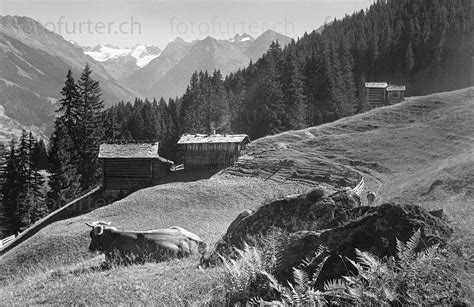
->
[200, 187, 361, 266]
[275, 203, 453, 285]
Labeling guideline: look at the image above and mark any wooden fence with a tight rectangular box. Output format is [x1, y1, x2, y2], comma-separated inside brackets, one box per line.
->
[352, 178, 365, 196]
[0, 235, 15, 250]
[233, 158, 363, 191]
[0, 185, 104, 256]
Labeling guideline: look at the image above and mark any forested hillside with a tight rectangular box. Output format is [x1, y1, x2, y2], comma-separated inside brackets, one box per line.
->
[104, 0, 471, 157]
[226, 0, 471, 138]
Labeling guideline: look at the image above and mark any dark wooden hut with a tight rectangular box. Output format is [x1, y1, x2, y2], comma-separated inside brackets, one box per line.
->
[98, 143, 174, 193]
[177, 134, 250, 169]
[365, 82, 406, 108]
[386, 85, 406, 104]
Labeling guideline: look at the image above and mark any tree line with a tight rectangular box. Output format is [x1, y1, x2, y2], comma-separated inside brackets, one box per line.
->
[1, 0, 470, 236]
[1, 64, 104, 236]
[109, 0, 469, 141]
[225, 0, 470, 138]
[1, 132, 48, 234]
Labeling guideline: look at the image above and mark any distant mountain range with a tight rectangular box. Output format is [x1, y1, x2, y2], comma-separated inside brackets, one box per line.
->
[119, 30, 293, 99]
[0, 14, 293, 141]
[81, 30, 293, 100]
[84, 44, 161, 79]
[0, 15, 138, 137]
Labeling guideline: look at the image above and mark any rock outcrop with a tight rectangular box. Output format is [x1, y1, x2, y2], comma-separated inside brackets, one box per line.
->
[200, 187, 361, 265]
[201, 187, 452, 287]
[275, 203, 453, 284]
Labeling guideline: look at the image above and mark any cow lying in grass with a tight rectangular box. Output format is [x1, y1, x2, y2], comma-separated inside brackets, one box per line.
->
[85, 221, 206, 264]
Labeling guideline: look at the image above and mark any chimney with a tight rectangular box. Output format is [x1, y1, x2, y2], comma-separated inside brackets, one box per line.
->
[213, 129, 216, 135]
[153, 142, 159, 153]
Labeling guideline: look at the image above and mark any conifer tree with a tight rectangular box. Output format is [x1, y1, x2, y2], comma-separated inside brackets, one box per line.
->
[48, 121, 81, 209]
[34, 139, 49, 170]
[49, 70, 82, 207]
[356, 73, 369, 112]
[209, 70, 231, 133]
[282, 54, 306, 130]
[76, 64, 105, 189]
[406, 42, 415, 75]
[58, 69, 80, 135]
[251, 52, 285, 137]
[2, 140, 20, 234]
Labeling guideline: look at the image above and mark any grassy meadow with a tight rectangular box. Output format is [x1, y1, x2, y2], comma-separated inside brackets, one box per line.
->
[0, 88, 473, 304]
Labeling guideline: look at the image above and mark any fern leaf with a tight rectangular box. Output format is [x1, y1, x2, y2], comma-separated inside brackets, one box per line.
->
[417, 244, 439, 261]
[288, 282, 301, 305]
[324, 278, 347, 292]
[310, 256, 329, 287]
[293, 267, 310, 290]
[396, 238, 407, 261]
[405, 229, 421, 256]
[382, 286, 397, 302]
[355, 249, 382, 270]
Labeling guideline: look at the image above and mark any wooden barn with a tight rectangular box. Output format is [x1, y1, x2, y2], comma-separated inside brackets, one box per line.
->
[386, 85, 406, 104]
[177, 134, 250, 169]
[365, 82, 406, 108]
[98, 143, 174, 193]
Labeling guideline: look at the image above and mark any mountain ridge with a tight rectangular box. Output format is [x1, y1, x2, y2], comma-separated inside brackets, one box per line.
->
[84, 44, 162, 79]
[123, 30, 293, 99]
[0, 15, 139, 137]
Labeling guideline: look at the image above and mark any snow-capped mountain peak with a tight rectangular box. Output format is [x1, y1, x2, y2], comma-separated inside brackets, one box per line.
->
[84, 44, 161, 68]
[229, 33, 254, 43]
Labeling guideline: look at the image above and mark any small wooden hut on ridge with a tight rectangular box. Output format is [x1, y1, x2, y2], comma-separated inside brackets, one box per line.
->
[365, 82, 406, 108]
[177, 133, 250, 169]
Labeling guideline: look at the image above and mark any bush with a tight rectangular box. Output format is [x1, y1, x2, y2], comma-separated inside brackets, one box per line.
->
[217, 229, 290, 305]
[218, 229, 473, 306]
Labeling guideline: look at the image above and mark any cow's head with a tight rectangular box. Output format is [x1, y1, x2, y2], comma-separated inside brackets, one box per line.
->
[85, 221, 112, 252]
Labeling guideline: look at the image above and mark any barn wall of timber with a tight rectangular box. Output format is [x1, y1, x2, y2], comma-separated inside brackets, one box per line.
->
[151, 160, 171, 184]
[103, 158, 171, 191]
[387, 91, 405, 104]
[103, 159, 153, 191]
[366, 87, 386, 107]
[182, 142, 244, 169]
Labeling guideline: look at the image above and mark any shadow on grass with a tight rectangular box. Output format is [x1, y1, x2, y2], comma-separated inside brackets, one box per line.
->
[165, 168, 223, 183]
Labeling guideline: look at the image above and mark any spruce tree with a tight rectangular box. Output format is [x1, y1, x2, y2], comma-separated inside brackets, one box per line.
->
[58, 69, 80, 135]
[49, 70, 82, 207]
[405, 42, 415, 75]
[48, 121, 81, 209]
[282, 54, 306, 130]
[209, 70, 231, 133]
[76, 64, 105, 189]
[356, 73, 369, 112]
[251, 51, 285, 137]
[2, 140, 20, 234]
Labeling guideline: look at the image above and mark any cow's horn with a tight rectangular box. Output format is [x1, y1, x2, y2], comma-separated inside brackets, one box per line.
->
[94, 225, 104, 236]
[85, 222, 94, 228]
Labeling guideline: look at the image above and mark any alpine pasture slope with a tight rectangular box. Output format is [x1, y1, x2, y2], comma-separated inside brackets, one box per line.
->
[0, 87, 472, 304]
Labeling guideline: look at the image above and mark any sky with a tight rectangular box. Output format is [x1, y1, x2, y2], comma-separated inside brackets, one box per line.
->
[0, 0, 375, 49]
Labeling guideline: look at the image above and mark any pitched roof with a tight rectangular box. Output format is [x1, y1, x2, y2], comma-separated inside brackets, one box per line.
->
[177, 134, 250, 145]
[365, 82, 388, 88]
[98, 143, 172, 164]
[386, 85, 406, 91]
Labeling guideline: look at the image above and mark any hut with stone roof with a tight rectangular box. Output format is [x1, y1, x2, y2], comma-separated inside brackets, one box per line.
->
[177, 134, 250, 169]
[98, 142, 174, 193]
